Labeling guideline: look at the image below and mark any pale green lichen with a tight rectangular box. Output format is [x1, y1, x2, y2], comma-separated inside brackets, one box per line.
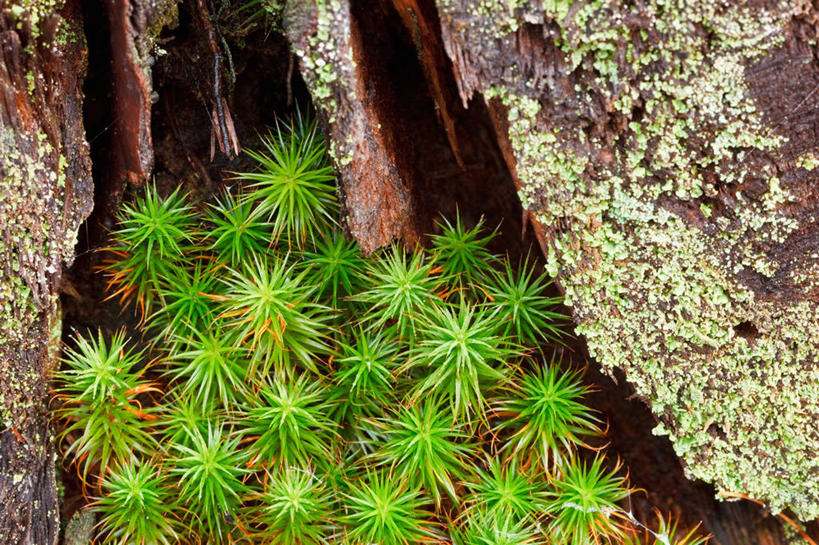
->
[470, 0, 819, 519]
[287, 0, 354, 166]
[0, 125, 74, 348]
[797, 151, 819, 171]
[7, 0, 66, 38]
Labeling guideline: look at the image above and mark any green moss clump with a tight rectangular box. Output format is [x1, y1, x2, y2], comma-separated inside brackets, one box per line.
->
[56, 117, 708, 545]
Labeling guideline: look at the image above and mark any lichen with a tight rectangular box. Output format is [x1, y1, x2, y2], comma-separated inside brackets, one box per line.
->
[285, 0, 355, 166]
[458, 0, 819, 519]
[7, 0, 66, 38]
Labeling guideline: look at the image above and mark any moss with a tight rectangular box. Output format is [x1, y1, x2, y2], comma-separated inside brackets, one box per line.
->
[468, 0, 819, 519]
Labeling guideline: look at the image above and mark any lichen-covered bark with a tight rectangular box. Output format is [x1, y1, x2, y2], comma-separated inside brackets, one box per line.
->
[289, 0, 819, 521]
[433, 0, 819, 519]
[0, 2, 93, 543]
[283, 0, 419, 253]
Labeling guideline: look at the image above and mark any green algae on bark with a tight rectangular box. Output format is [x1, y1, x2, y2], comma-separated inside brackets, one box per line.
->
[433, 0, 819, 520]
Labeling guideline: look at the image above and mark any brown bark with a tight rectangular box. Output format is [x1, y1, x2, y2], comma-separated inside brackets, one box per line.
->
[0, 2, 93, 543]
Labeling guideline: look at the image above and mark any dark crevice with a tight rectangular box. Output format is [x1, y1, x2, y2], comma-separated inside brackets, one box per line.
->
[734, 321, 760, 342]
[349, 0, 530, 255]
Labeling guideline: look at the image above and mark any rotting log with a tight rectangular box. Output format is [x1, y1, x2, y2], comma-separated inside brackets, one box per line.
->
[285, 0, 819, 523]
[0, 2, 93, 543]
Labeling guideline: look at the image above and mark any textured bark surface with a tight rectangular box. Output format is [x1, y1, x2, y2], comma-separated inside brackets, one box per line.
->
[287, 0, 819, 526]
[0, 2, 93, 543]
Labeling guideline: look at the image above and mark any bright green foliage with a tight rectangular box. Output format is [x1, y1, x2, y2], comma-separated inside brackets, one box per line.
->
[487, 257, 565, 346]
[303, 232, 366, 309]
[147, 260, 222, 342]
[170, 425, 249, 541]
[356, 245, 441, 340]
[342, 471, 432, 545]
[465, 458, 548, 522]
[166, 329, 249, 411]
[430, 212, 497, 283]
[92, 460, 179, 545]
[62, 115, 707, 545]
[239, 117, 337, 247]
[56, 330, 158, 478]
[408, 299, 514, 421]
[206, 188, 272, 265]
[249, 467, 335, 545]
[376, 397, 470, 506]
[497, 363, 599, 473]
[546, 456, 630, 545]
[451, 511, 540, 545]
[104, 183, 196, 317]
[332, 329, 397, 422]
[220, 256, 332, 376]
[160, 393, 205, 449]
[244, 375, 337, 468]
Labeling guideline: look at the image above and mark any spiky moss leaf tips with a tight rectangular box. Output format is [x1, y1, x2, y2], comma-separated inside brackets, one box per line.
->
[430, 212, 498, 285]
[247, 466, 336, 545]
[375, 397, 471, 507]
[104, 183, 197, 318]
[342, 471, 434, 545]
[160, 393, 206, 449]
[464, 457, 549, 523]
[621, 513, 709, 545]
[302, 231, 367, 310]
[238, 116, 338, 248]
[546, 456, 630, 545]
[169, 424, 250, 542]
[330, 328, 398, 423]
[450, 510, 541, 545]
[496, 362, 600, 473]
[147, 259, 223, 343]
[220, 255, 333, 377]
[165, 328, 250, 411]
[243, 374, 338, 469]
[355, 244, 442, 341]
[487, 257, 566, 346]
[206, 188, 273, 266]
[62, 113, 706, 545]
[92, 459, 180, 545]
[56, 330, 159, 479]
[407, 298, 516, 422]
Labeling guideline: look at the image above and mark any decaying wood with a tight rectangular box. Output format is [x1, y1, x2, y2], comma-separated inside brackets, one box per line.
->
[0, 2, 93, 543]
[284, 0, 420, 253]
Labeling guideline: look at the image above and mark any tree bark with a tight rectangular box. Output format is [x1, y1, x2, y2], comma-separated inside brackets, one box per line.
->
[285, 0, 819, 527]
[0, 2, 93, 543]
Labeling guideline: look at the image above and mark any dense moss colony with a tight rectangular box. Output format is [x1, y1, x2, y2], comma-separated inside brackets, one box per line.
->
[56, 117, 707, 545]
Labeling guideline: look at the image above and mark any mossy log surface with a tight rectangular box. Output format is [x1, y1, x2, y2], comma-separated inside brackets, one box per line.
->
[288, 0, 819, 521]
[0, 2, 93, 544]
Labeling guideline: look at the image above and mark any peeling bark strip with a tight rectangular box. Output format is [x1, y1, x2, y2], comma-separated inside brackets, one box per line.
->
[287, 0, 819, 521]
[0, 2, 93, 543]
[284, 0, 419, 253]
[105, 0, 177, 185]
